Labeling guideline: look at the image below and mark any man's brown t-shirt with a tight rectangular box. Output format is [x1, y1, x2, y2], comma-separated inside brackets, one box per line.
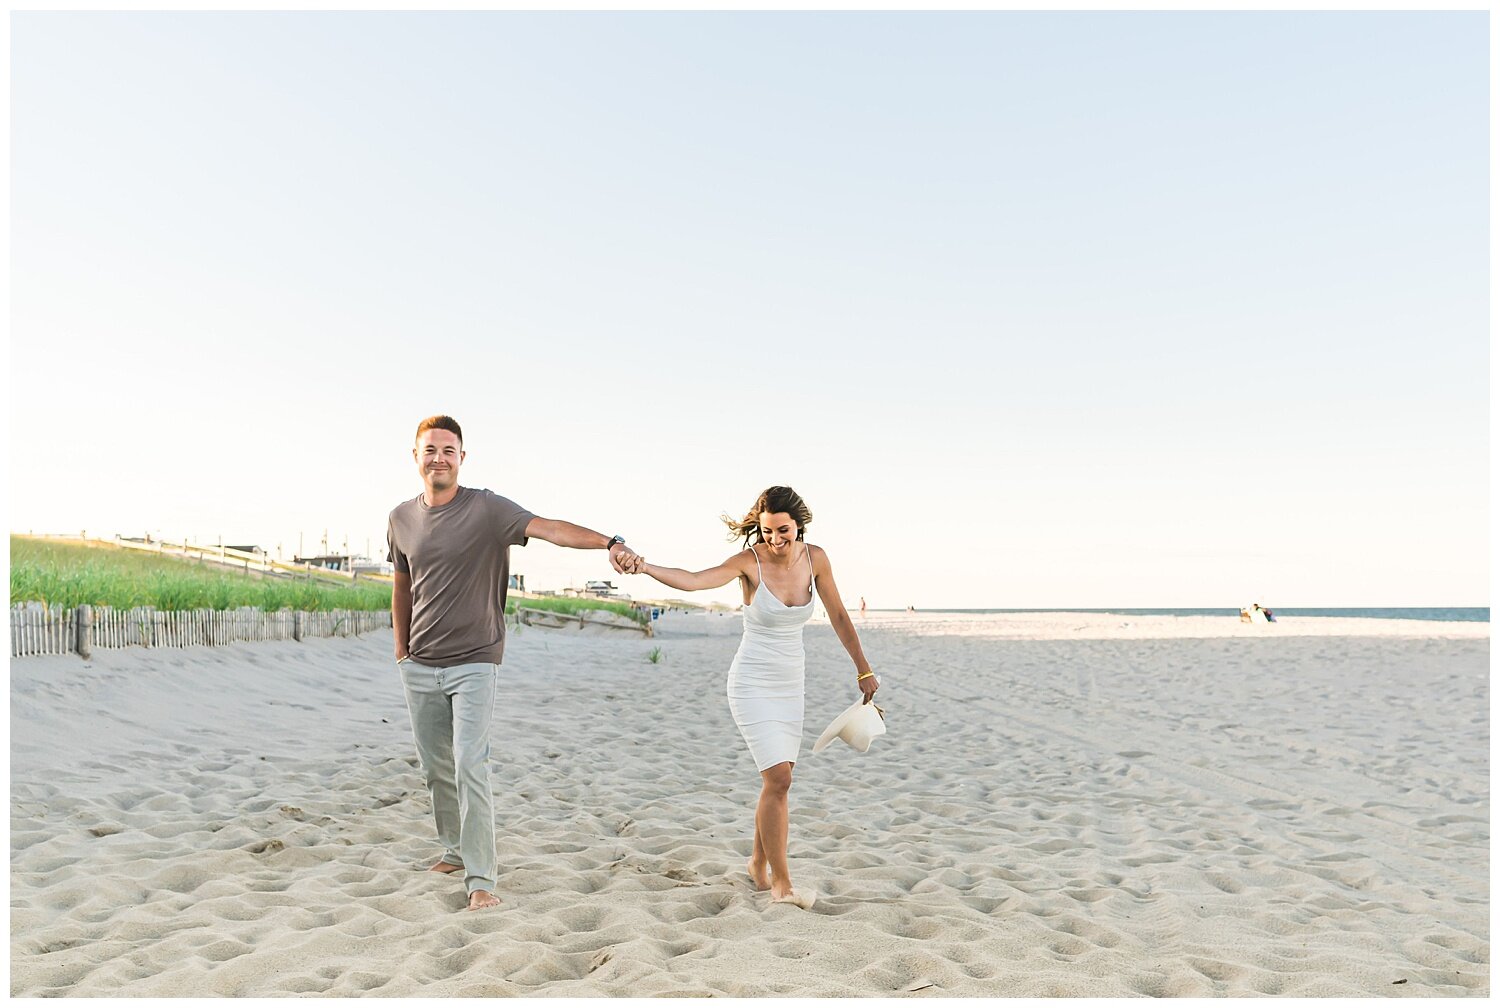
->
[386, 487, 534, 666]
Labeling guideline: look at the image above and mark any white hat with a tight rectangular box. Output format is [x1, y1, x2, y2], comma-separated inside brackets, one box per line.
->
[813, 699, 887, 754]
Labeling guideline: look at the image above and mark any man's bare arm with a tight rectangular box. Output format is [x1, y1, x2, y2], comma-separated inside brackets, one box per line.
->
[393, 570, 413, 659]
[524, 517, 641, 573]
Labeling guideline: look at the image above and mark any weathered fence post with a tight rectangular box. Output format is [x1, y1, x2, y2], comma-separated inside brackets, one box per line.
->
[76, 604, 93, 659]
[292, 611, 303, 642]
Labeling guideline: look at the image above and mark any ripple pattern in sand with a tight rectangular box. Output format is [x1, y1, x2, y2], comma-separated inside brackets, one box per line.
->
[10, 618, 1489, 995]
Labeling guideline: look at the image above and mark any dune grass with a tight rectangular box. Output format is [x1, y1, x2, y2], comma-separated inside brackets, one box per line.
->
[508, 594, 648, 625]
[11, 536, 650, 624]
[10, 537, 392, 612]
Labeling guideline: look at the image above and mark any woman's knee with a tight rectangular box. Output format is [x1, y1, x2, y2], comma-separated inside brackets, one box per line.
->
[760, 763, 793, 793]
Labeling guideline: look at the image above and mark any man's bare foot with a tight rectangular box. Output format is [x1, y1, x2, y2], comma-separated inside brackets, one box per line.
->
[467, 889, 501, 911]
[771, 888, 816, 910]
[428, 861, 463, 875]
[746, 857, 771, 891]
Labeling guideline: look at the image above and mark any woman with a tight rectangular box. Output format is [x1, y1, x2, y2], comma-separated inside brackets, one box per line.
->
[630, 486, 877, 909]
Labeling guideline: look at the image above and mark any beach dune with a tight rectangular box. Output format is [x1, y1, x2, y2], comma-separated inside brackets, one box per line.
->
[10, 611, 1488, 996]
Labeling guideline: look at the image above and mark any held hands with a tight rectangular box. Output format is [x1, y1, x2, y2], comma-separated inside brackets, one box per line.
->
[609, 543, 645, 575]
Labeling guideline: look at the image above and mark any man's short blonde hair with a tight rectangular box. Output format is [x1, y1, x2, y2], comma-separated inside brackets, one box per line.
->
[415, 415, 463, 446]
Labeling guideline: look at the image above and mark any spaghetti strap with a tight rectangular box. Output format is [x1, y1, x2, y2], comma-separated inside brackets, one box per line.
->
[805, 542, 814, 592]
[751, 545, 763, 577]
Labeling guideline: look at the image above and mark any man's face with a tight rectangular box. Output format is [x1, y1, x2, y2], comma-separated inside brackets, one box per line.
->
[414, 429, 464, 492]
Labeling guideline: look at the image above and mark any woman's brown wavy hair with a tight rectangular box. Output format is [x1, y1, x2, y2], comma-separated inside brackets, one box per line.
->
[722, 486, 813, 548]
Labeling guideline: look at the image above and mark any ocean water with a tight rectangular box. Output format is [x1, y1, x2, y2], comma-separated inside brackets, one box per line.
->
[875, 608, 1490, 623]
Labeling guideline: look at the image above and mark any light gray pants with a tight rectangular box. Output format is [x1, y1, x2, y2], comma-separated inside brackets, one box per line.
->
[398, 658, 499, 896]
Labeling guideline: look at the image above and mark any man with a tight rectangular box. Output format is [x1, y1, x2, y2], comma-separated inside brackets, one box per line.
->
[387, 415, 642, 911]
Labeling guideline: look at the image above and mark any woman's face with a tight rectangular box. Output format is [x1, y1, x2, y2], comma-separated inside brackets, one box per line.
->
[759, 511, 800, 555]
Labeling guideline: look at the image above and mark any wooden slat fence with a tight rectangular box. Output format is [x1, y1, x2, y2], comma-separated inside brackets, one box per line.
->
[515, 606, 652, 637]
[10, 602, 392, 659]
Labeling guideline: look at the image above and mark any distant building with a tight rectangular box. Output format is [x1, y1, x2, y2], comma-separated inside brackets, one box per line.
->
[580, 580, 630, 601]
[508, 574, 525, 592]
[294, 554, 351, 572]
[353, 558, 392, 576]
[292, 554, 391, 575]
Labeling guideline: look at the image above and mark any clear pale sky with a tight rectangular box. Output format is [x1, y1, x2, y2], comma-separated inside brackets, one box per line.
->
[9, 11, 1489, 608]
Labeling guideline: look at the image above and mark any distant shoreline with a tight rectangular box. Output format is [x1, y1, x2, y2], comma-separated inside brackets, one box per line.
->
[856, 607, 1489, 623]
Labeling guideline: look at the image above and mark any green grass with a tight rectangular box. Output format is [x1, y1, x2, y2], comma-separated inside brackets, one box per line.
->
[11, 537, 651, 624]
[10, 536, 393, 612]
[507, 595, 648, 626]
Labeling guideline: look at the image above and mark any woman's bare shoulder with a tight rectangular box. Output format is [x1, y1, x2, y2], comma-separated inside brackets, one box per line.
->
[725, 545, 756, 572]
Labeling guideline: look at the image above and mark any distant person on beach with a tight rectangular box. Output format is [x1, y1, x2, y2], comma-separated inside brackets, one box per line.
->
[860, 596, 867, 617]
[623, 486, 877, 910]
[387, 415, 641, 912]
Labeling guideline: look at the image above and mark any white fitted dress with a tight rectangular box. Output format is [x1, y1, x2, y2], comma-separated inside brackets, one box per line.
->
[727, 544, 816, 771]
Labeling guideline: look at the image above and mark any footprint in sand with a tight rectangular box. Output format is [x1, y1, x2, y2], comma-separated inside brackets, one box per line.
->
[771, 890, 817, 910]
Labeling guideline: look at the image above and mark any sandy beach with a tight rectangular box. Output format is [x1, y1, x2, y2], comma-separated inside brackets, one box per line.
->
[10, 610, 1488, 996]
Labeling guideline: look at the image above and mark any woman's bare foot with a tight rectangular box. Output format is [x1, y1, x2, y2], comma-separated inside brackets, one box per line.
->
[467, 889, 501, 911]
[746, 857, 771, 891]
[770, 888, 816, 910]
[428, 861, 463, 874]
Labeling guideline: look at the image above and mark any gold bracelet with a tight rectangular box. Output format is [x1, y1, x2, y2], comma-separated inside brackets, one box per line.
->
[856, 670, 876, 681]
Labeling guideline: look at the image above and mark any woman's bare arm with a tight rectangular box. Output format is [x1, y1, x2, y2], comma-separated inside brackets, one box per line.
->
[638, 550, 753, 593]
[811, 545, 878, 700]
